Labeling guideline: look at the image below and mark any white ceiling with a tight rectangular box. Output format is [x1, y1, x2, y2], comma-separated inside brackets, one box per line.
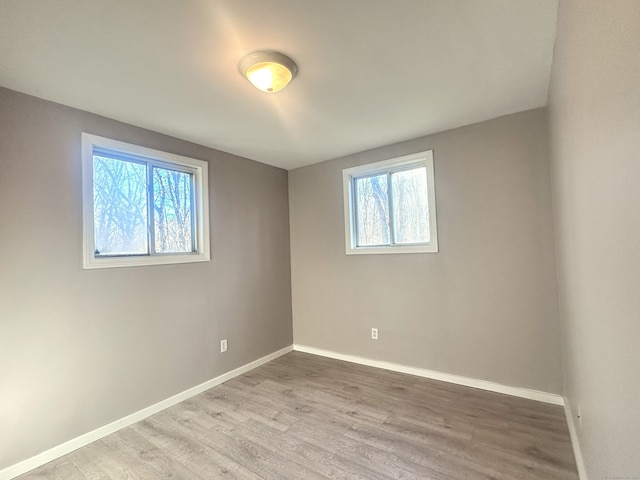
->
[0, 0, 559, 170]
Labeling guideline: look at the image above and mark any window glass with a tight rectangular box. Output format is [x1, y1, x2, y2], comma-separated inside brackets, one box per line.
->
[153, 166, 194, 254]
[391, 167, 430, 244]
[355, 174, 389, 247]
[93, 155, 148, 256]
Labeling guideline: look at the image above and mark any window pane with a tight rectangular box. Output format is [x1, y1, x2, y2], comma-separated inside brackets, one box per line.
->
[355, 174, 390, 246]
[93, 155, 148, 255]
[153, 167, 194, 253]
[391, 167, 430, 244]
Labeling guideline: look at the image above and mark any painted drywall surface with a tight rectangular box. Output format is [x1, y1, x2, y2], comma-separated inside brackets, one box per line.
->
[289, 108, 563, 394]
[547, 1, 640, 477]
[0, 88, 293, 470]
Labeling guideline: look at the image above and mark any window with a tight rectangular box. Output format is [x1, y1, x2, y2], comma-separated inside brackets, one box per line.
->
[81, 133, 210, 269]
[343, 150, 438, 254]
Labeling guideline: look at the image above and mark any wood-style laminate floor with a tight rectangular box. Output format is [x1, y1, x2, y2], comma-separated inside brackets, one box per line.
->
[17, 352, 578, 479]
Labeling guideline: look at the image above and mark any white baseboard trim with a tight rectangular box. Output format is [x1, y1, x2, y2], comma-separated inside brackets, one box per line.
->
[564, 401, 588, 480]
[293, 344, 564, 406]
[0, 345, 293, 480]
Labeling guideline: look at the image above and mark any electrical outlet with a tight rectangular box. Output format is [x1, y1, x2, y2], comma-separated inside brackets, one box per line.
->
[220, 339, 228, 353]
[371, 328, 379, 340]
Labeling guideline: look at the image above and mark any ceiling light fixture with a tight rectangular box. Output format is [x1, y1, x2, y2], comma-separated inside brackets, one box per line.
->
[238, 51, 298, 93]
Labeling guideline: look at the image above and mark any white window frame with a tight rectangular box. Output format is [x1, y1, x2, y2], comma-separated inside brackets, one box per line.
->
[343, 150, 438, 255]
[81, 133, 210, 269]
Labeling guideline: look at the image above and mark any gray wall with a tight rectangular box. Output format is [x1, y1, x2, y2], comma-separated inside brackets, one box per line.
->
[289, 108, 563, 394]
[0, 88, 293, 470]
[547, 1, 640, 478]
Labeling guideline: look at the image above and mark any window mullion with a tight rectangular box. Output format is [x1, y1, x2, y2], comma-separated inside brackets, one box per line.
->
[147, 164, 155, 255]
[352, 176, 361, 247]
[387, 171, 395, 245]
[190, 173, 197, 252]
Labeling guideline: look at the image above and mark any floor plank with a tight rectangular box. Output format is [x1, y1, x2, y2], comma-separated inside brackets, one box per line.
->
[16, 352, 578, 479]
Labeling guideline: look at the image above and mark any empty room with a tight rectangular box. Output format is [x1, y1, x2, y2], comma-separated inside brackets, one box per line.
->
[0, 1, 638, 479]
